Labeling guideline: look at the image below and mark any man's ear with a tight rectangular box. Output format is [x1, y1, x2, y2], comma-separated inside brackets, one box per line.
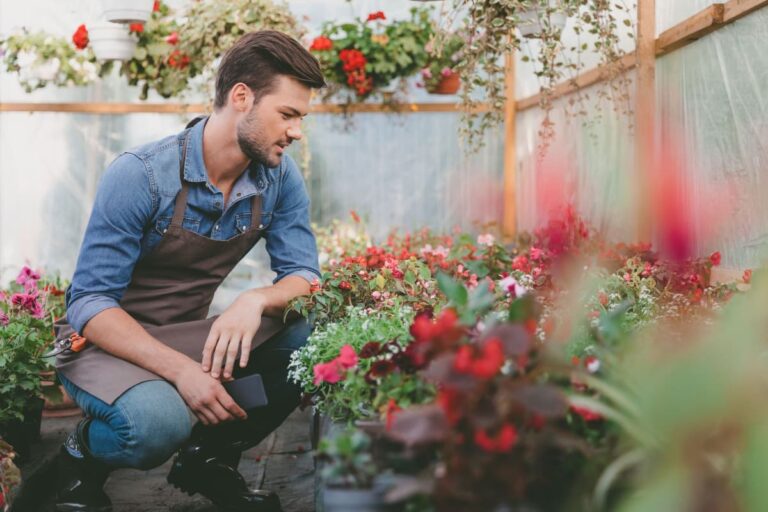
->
[229, 83, 252, 112]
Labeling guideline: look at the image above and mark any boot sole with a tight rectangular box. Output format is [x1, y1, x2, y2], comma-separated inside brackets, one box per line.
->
[166, 464, 198, 497]
[55, 503, 112, 512]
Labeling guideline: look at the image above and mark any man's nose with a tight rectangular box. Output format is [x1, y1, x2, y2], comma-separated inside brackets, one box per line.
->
[287, 124, 303, 141]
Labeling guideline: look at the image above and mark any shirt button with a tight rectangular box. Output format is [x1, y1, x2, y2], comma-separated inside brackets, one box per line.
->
[214, 201, 221, 208]
[236, 193, 242, 197]
[214, 225, 219, 230]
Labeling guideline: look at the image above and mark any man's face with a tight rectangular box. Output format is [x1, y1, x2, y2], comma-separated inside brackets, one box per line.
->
[236, 75, 311, 168]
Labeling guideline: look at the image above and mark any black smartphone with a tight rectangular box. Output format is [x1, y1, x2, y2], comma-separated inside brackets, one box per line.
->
[222, 373, 269, 410]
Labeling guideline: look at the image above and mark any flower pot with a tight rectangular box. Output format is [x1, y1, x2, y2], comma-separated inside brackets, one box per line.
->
[89, 22, 137, 61]
[322, 487, 390, 512]
[102, 0, 155, 24]
[0, 397, 44, 463]
[517, 1, 568, 39]
[427, 72, 460, 95]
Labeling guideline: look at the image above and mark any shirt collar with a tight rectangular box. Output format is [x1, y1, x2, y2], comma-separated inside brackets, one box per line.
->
[181, 116, 273, 196]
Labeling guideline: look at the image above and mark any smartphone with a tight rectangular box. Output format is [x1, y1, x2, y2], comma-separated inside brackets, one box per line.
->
[222, 373, 269, 410]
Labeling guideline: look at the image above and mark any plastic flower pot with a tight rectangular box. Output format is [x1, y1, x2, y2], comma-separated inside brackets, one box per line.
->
[89, 22, 137, 61]
[322, 487, 390, 512]
[517, 1, 568, 39]
[102, 0, 155, 24]
[428, 72, 460, 95]
[0, 398, 44, 463]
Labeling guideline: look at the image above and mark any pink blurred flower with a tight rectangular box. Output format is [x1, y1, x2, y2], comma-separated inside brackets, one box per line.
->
[477, 233, 495, 246]
[0, 311, 8, 326]
[420, 67, 432, 79]
[313, 360, 342, 385]
[499, 276, 527, 299]
[16, 265, 40, 288]
[337, 344, 358, 369]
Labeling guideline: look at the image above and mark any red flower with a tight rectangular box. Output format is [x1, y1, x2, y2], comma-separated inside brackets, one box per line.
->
[129, 23, 144, 34]
[709, 251, 721, 266]
[165, 31, 179, 45]
[309, 36, 333, 51]
[385, 398, 400, 430]
[337, 344, 358, 369]
[167, 49, 190, 69]
[153, 0, 161, 12]
[570, 405, 603, 422]
[359, 341, 382, 359]
[437, 387, 462, 425]
[313, 360, 342, 385]
[338, 280, 352, 290]
[72, 24, 89, 50]
[409, 309, 464, 347]
[366, 11, 386, 22]
[453, 339, 505, 380]
[309, 278, 321, 293]
[743, 269, 752, 284]
[350, 210, 361, 223]
[339, 49, 367, 71]
[474, 424, 518, 453]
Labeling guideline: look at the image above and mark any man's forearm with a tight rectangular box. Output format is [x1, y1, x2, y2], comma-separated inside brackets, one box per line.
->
[81, 307, 196, 384]
[248, 275, 311, 317]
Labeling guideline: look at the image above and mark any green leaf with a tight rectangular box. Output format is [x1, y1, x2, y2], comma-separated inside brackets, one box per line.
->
[436, 273, 468, 307]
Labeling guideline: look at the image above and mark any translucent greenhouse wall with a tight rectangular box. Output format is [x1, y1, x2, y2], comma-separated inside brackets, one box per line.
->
[0, 1, 504, 289]
[515, 2, 768, 270]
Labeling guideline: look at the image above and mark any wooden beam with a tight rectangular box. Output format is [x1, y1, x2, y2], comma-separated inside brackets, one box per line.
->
[0, 102, 489, 115]
[502, 52, 517, 238]
[656, 4, 724, 56]
[723, 0, 768, 22]
[635, 0, 655, 243]
[516, 53, 637, 111]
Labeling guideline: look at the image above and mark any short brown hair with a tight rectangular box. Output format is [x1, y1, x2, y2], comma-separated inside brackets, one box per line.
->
[214, 30, 325, 109]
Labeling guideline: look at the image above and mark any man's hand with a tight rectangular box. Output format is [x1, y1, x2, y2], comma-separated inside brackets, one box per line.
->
[202, 290, 265, 379]
[174, 363, 247, 425]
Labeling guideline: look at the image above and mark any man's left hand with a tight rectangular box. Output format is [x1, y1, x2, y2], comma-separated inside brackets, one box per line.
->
[202, 290, 265, 380]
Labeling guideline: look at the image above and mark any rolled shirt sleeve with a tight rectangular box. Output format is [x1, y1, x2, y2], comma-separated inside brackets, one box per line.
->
[265, 157, 321, 285]
[65, 153, 154, 333]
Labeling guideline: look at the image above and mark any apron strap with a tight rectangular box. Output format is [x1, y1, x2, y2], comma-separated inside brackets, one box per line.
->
[171, 132, 191, 228]
[251, 194, 262, 228]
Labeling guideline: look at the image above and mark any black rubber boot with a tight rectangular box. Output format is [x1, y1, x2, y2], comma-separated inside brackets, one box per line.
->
[167, 440, 282, 512]
[54, 419, 113, 512]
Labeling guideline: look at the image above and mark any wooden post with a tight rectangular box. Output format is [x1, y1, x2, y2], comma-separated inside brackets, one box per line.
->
[502, 51, 517, 238]
[635, 0, 655, 242]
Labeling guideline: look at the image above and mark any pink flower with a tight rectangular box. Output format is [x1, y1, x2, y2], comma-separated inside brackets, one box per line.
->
[0, 311, 8, 326]
[165, 31, 179, 45]
[440, 67, 453, 77]
[16, 265, 40, 288]
[10, 291, 44, 317]
[337, 344, 358, 369]
[499, 276, 527, 299]
[529, 247, 544, 260]
[313, 360, 342, 385]
[709, 251, 721, 266]
[420, 67, 432, 79]
[477, 233, 495, 246]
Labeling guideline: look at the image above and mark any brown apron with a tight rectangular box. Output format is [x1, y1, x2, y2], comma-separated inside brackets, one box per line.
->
[56, 129, 284, 405]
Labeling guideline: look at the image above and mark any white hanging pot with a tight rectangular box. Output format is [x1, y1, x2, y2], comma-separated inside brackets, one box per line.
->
[517, 1, 568, 39]
[102, 0, 155, 24]
[89, 22, 137, 61]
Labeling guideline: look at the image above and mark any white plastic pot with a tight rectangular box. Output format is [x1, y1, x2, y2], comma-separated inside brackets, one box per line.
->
[88, 22, 137, 61]
[518, 1, 568, 39]
[102, 0, 155, 24]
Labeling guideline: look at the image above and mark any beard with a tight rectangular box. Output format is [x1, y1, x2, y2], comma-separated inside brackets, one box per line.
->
[236, 106, 283, 168]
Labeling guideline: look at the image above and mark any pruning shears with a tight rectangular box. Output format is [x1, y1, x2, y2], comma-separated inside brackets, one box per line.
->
[45, 333, 89, 358]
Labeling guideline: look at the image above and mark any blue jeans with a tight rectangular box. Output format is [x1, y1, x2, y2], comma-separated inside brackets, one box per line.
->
[59, 318, 310, 470]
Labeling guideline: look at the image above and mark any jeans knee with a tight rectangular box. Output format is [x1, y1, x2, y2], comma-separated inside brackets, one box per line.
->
[113, 381, 192, 470]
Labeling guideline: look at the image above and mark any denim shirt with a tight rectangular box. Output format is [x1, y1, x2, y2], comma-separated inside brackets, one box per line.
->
[65, 118, 320, 334]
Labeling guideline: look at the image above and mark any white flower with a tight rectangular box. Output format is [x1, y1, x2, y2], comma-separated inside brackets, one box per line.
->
[34, 57, 60, 81]
[16, 49, 38, 69]
[477, 233, 495, 246]
[499, 275, 527, 298]
[586, 357, 600, 373]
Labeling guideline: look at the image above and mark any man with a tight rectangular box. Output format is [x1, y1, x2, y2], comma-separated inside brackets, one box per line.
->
[53, 31, 325, 512]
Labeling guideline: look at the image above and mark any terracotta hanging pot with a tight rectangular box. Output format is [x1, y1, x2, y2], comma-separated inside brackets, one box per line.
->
[428, 72, 460, 95]
[102, 0, 155, 24]
[89, 22, 137, 61]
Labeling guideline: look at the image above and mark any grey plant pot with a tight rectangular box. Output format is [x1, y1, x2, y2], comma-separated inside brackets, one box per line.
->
[322, 487, 390, 512]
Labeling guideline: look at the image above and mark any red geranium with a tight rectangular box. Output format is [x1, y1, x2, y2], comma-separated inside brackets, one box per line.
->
[153, 0, 161, 12]
[129, 23, 144, 34]
[309, 36, 333, 51]
[165, 32, 179, 45]
[366, 11, 386, 22]
[167, 49, 190, 69]
[339, 49, 367, 72]
[709, 251, 721, 266]
[474, 424, 518, 453]
[72, 24, 89, 50]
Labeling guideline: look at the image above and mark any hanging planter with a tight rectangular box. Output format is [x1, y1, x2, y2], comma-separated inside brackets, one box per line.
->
[88, 22, 137, 61]
[102, 0, 155, 24]
[517, 1, 568, 39]
[427, 71, 460, 95]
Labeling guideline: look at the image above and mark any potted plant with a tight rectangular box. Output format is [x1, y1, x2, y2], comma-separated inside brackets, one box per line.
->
[517, 0, 569, 38]
[316, 427, 390, 512]
[309, 8, 433, 102]
[102, 0, 155, 24]
[0, 29, 101, 92]
[0, 268, 66, 461]
[420, 32, 465, 95]
[86, 22, 137, 61]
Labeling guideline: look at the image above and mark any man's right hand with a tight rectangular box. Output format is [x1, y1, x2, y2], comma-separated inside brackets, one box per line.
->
[174, 364, 247, 425]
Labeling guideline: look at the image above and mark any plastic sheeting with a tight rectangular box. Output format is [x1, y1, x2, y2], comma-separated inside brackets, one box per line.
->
[515, 3, 768, 269]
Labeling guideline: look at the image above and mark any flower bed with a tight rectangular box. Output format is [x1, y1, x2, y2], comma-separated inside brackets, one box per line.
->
[292, 209, 749, 510]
